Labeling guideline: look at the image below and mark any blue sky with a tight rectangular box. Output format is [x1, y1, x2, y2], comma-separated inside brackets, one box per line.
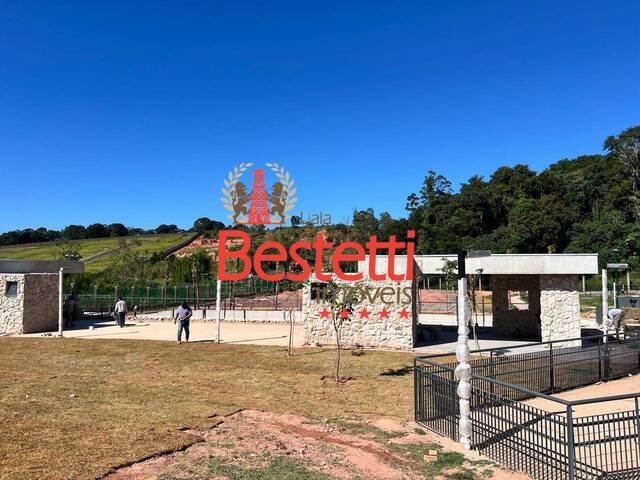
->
[1, 0, 639, 231]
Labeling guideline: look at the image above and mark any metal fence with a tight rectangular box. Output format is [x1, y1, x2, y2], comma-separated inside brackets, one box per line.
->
[415, 334, 640, 480]
[71, 279, 302, 312]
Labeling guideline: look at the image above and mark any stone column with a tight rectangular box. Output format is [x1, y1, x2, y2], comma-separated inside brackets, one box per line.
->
[540, 275, 581, 347]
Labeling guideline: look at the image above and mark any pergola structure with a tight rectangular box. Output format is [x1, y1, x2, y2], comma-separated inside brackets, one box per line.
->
[414, 253, 599, 345]
[302, 253, 598, 350]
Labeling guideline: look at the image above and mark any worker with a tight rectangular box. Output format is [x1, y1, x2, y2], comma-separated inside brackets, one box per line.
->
[606, 307, 625, 338]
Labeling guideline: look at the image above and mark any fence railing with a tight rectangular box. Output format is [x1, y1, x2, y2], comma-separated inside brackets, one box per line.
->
[415, 334, 640, 480]
[70, 279, 302, 312]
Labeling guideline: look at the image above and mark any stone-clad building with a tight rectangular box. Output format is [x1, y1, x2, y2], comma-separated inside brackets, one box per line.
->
[302, 275, 418, 350]
[0, 273, 59, 334]
[0, 260, 83, 335]
[302, 253, 598, 350]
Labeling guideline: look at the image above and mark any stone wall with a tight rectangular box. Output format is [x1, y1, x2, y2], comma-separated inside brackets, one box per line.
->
[491, 274, 581, 345]
[302, 277, 416, 350]
[23, 274, 59, 334]
[0, 274, 25, 335]
[492, 275, 541, 339]
[540, 275, 580, 347]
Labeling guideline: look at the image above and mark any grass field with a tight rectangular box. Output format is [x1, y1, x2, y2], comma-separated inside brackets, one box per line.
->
[0, 338, 414, 480]
[0, 233, 192, 273]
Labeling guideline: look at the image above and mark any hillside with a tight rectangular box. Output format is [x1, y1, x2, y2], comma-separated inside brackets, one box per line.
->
[0, 233, 192, 273]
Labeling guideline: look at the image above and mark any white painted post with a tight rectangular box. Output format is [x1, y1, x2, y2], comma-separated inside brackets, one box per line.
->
[627, 271, 631, 293]
[454, 252, 472, 450]
[58, 267, 64, 337]
[215, 279, 222, 343]
[582, 275, 586, 293]
[455, 275, 471, 449]
[602, 268, 608, 343]
[613, 281, 617, 309]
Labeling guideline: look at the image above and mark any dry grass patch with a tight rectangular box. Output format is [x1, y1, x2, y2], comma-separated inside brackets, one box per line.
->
[0, 338, 413, 480]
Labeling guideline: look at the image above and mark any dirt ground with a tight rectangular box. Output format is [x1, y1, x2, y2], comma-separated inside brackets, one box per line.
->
[21, 317, 305, 347]
[524, 374, 640, 416]
[104, 409, 528, 480]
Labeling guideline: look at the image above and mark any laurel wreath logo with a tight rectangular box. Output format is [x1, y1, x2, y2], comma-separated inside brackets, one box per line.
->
[265, 162, 298, 217]
[220, 162, 298, 223]
[220, 162, 253, 220]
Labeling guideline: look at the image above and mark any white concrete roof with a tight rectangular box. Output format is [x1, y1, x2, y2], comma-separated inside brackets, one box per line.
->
[358, 253, 599, 277]
[0, 260, 84, 274]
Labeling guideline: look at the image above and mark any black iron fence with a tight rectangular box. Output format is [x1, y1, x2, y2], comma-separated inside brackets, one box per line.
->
[415, 334, 640, 480]
[70, 278, 302, 312]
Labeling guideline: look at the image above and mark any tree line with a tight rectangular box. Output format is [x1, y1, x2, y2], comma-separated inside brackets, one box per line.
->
[6, 125, 640, 285]
[0, 217, 225, 246]
[343, 126, 640, 269]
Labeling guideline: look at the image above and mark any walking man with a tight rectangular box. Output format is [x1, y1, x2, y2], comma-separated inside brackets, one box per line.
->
[174, 301, 193, 344]
[115, 296, 127, 328]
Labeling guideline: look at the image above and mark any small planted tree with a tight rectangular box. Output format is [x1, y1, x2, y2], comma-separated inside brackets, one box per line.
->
[321, 280, 361, 382]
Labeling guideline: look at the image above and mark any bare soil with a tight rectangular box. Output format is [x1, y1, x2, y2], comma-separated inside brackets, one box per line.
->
[104, 410, 529, 480]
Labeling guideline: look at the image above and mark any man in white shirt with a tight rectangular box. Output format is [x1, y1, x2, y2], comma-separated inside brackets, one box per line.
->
[606, 308, 625, 337]
[114, 297, 127, 328]
[174, 301, 193, 344]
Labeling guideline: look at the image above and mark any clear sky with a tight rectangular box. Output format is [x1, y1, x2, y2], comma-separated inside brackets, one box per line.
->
[1, 0, 639, 231]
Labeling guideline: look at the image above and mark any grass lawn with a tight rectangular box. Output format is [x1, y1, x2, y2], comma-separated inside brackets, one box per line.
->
[0, 233, 192, 273]
[0, 338, 414, 480]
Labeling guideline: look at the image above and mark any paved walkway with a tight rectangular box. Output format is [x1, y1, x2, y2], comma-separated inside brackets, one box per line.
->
[22, 317, 304, 347]
[525, 375, 640, 417]
[414, 329, 546, 355]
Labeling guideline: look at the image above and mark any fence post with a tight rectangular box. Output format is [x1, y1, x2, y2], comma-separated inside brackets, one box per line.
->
[549, 344, 555, 393]
[598, 336, 603, 382]
[413, 358, 419, 422]
[603, 340, 611, 381]
[489, 350, 495, 397]
[566, 405, 576, 480]
[635, 398, 640, 445]
[602, 268, 609, 344]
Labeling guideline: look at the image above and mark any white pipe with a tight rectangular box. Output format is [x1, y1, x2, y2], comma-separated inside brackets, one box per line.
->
[613, 281, 617, 309]
[455, 276, 471, 450]
[58, 267, 64, 337]
[215, 279, 222, 343]
[627, 271, 631, 293]
[602, 268, 608, 343]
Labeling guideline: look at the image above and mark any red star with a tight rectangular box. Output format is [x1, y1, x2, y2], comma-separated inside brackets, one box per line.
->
[358, 307, 371, 319]
[379, 308, 391, 319]
[398, 308, 410, 319]
[319, 308, 331, 319]
[339, 308, 351, 319]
